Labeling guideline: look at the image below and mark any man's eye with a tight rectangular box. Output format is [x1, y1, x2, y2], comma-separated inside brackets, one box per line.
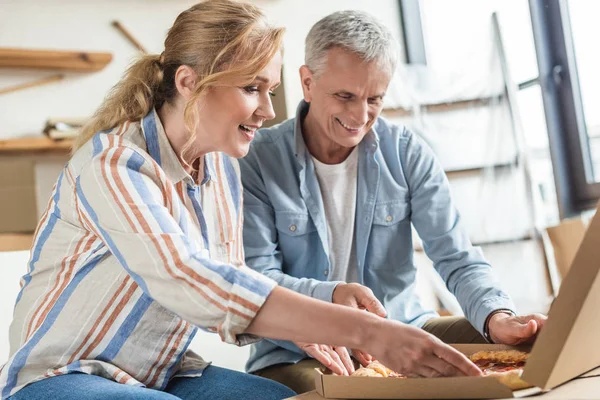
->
[336, 93, 352, 100]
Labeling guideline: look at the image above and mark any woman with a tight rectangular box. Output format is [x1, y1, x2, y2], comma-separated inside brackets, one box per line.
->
[0, 1, 480, 399]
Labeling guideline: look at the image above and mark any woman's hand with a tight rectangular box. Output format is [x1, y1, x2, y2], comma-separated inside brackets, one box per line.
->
[365, 319, 483, 378]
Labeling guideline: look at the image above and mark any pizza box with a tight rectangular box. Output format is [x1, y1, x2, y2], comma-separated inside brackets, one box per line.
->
[314, 202, 600, 399]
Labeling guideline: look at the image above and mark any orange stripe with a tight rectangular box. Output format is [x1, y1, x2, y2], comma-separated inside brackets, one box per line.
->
[140, 319, 184, 383]
[112, 368, 133, 384]
[103, 150, 232, 315]
[151, 161, 173, 216]
[148, 321, 189, 387]
[176, 181, 186, 203]
[80, 281, 139, 359]
[25, 233, 95, 341]
[105, 149, 232, 311]
[67, 276, 131, 364]
[161, 235, 259, 315]
[103, 147, 139, 233]
[106, 148, 256, 317]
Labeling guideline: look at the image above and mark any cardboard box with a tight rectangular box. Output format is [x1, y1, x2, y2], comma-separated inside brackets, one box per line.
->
[545, 217, 587, 279]
[313, 202, 600, 399]
[0, 156, 37, 233]
[315, 344, 540, 399]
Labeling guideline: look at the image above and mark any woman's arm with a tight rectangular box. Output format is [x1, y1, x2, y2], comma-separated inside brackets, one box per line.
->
[247, 286, 482, 378]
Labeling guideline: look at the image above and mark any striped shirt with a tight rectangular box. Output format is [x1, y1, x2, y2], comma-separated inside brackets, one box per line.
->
[0, 110, 277, 399]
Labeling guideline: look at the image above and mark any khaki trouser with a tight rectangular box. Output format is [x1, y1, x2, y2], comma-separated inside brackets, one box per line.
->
[253, 316, 487, 395]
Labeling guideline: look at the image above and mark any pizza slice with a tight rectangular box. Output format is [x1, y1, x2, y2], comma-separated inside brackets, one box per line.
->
[468, 350, 532, 390]
[350, 350, 532, 390]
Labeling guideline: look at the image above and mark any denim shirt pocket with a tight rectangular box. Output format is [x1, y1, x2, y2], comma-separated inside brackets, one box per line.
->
[368, 201, 412, 270]
[274, 211, 322, 273]
[274, 212, 317, 236]
[372, 201, 411, 226]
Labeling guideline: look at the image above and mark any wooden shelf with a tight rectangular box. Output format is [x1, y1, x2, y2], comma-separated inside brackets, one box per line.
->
[382, 94, 504, 118]
[0, 136, 73, 154]
[0, 48, 112, 72]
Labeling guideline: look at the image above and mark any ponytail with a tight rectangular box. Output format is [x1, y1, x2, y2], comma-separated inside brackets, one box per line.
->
[73, 54, 164, 151]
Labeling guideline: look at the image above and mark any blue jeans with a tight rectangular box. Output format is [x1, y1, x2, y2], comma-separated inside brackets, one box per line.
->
[9, 365, 296, 400]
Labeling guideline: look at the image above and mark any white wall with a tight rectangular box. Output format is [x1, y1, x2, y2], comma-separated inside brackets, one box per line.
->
[0, 0, 403, 139]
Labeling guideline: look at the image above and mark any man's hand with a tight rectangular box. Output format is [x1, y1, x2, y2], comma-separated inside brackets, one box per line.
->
[332, 283, 387, 318]
[487, 312, 547, 345]
[295, 342, 355, 375]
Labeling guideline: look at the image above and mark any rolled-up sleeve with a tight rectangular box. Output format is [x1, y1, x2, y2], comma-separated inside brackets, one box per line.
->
[401, 129, 516, 334]
[75, 145, 277, 345]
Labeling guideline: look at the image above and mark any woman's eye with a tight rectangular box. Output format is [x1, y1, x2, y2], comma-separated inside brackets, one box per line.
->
[268, 91, 276, 97]
[244, 86, 259, 93]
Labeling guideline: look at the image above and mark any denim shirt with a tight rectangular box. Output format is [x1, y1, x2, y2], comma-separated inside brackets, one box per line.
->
[240, 101, 515, 373]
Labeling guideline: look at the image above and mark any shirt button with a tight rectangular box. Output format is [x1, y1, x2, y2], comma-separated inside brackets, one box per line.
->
[385, 215, 393, 222]
[323, 270, 329, 276]
[289, 224, 297, 232]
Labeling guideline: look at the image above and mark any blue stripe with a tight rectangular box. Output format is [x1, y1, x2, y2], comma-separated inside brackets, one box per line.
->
[200, 155, 211, 185]
[187, 187, 210, 250]
[124, 153, 269, 296]
[76, 176, 150, 295]
[159, 326, 197, 390]
[15, 171, 64, 307]
[66, 360, 81, 372]
[2, 255, 100, 398]
[126, 160, 271, 297]
[142, 111, 162, 167]
[96, 293, 153, 362]
[126, 153, 179, 233]
[190, 254, 272, 297]
[222, 157, 240, 213]
[92, 134, 103, 157]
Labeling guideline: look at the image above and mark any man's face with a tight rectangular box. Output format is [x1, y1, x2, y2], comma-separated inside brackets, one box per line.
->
[300, 47, 392, 151]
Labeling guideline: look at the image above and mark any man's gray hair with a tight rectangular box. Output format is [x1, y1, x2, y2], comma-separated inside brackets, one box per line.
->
[305, 10, 399, 76]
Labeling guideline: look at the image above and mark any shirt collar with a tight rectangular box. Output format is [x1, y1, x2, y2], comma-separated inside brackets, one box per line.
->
[141, 109, 212, 186]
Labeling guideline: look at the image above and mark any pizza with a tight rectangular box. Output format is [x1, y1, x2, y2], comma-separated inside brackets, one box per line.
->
[350, 350, 532, 390]
[468, 350, 531, 390]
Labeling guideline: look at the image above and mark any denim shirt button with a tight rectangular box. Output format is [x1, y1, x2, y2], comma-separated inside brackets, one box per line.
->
[385, 215, 393, 222]
[323, 270, 329, 276]
[289, 224, 297, 232]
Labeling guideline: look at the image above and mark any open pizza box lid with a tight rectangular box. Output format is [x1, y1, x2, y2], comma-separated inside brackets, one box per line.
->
[314, 203, 600, 399]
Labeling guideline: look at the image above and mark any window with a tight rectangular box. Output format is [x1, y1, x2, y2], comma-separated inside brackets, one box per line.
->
[530, 0, 600, 217]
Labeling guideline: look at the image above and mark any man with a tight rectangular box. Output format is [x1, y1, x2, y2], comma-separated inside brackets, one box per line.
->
[239, 10, 546, 394]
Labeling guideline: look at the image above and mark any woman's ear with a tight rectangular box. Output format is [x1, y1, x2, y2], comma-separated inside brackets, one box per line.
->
[174, 65, 198, 100]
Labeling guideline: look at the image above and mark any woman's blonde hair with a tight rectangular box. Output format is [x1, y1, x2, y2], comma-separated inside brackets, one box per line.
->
[73, 0, 285, 155]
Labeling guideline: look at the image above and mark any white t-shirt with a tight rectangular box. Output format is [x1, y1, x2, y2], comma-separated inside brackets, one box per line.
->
[311, 148, 359, 283]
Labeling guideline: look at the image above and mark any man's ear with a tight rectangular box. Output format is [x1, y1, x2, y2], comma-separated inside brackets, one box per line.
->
[299, 65, 315, 103]
[174, 65, 198, 100]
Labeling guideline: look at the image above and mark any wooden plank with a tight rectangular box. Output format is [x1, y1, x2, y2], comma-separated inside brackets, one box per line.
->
[0, 74, 64, 96]
[382, 95, 504, 118]
[0, 48, 112, 72]
[0, 137, 73, 154]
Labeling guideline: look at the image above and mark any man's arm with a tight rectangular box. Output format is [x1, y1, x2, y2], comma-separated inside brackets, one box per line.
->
[400, 129, 517, 335]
